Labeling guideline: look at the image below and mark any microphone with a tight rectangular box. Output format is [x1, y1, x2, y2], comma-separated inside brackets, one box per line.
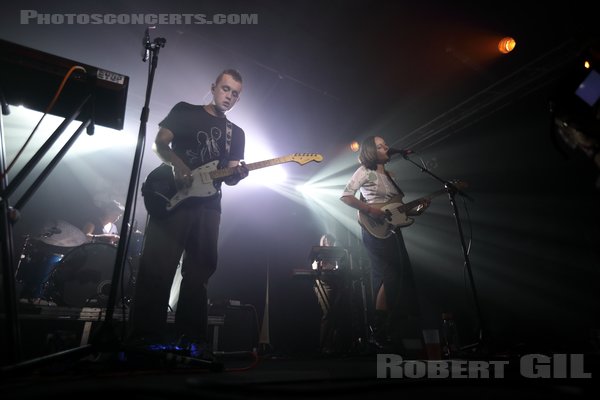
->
[142, 27, 151, 62]
[387, 148, 414, 157]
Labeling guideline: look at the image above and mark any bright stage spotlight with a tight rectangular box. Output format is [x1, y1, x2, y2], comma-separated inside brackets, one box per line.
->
[241, 135, 288, 187]
[498, 36, 516, 54]
[246, 163, 288, 186]
[3, 105, 136, 160]
[295, 182, 316, 195]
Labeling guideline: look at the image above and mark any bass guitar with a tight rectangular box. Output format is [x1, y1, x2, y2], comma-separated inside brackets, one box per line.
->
[358, 181, 467, 239]
[142, 153, 323, 217]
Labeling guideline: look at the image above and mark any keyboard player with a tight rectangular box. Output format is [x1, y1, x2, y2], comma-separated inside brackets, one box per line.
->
[310, 234, 352, 355]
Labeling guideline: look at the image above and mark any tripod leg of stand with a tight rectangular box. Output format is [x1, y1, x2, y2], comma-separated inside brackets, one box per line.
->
[0, 345, 94, 375]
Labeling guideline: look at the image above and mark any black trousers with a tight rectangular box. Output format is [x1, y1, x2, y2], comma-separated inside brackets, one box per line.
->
[129, 203, 220, 343]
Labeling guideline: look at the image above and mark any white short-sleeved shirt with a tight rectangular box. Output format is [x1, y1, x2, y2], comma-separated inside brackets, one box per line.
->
[341, 165, 402, 204]
[103, 222, 119, 235]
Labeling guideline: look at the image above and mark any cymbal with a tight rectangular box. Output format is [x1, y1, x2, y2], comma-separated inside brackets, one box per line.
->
[38, 219, 87, 247]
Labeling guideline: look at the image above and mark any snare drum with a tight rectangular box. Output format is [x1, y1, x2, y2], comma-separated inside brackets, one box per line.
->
[49, 242, 131, 307]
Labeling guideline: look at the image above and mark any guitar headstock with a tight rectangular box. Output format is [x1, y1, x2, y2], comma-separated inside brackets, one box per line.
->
[288, 153, 324, 165]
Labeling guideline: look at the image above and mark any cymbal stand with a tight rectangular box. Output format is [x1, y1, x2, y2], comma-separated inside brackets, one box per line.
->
[396, 152, 488, 356]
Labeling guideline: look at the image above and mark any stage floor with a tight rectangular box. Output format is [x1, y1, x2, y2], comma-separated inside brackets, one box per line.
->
[2, 304, 599, 399]
[2, 350, 599, 399]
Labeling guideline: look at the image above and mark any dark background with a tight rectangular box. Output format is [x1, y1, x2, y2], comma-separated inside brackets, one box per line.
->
[1, 0, 599, 357]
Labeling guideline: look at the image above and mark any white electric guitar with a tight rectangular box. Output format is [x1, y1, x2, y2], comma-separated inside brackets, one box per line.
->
[142, 153, 323, 217]
[358, 181, 467, 239]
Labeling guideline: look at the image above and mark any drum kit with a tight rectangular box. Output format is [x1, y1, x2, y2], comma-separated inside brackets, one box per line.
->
[16, 219, 143, 307]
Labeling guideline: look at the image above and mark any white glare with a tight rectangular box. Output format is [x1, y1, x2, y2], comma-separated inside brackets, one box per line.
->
[242, 134, 288, 186]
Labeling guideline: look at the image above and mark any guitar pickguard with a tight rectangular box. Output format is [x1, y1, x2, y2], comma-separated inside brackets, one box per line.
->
[166, 160, 220, 211]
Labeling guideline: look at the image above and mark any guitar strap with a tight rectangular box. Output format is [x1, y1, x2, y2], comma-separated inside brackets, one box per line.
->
[384, 169, 404, 197]
[358, 169, 404, 202]
[225, 120, 232, 155]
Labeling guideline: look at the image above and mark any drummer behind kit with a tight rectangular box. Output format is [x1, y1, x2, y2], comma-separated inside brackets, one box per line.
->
[16, 219, 143, 307]
[82, 199, 124, 246]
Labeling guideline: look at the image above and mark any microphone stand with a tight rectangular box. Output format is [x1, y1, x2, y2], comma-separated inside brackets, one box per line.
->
[396, 152, 488, 356]
[89, 34, 166, 352]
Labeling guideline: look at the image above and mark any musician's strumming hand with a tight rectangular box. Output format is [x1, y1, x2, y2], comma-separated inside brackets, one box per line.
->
[172, 159, 193, 190]
[366, 205, 387, 221]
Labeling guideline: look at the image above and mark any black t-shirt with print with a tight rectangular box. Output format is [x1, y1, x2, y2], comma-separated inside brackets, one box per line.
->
[159, 102, 245, 211]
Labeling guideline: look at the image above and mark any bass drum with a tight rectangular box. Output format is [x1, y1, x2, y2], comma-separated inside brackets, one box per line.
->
[16, 239, 66, 300]
[50, 243, 131, 307]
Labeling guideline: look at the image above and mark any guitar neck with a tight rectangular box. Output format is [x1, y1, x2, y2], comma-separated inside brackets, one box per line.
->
[398, 188, 447, 212]
[209, 156, 292, 179]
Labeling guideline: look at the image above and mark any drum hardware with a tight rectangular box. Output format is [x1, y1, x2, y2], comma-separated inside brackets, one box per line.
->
[48, 242, 133, 308]
[14, 234, 34, 283]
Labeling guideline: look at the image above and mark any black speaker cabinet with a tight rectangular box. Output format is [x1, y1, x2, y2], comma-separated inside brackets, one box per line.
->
[209, 302, 259, 353]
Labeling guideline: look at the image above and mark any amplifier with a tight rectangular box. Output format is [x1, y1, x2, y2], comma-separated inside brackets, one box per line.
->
[209, 302, 259, 353]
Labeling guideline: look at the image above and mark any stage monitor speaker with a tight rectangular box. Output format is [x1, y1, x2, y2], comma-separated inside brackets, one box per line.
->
[209, 302, 258, 353]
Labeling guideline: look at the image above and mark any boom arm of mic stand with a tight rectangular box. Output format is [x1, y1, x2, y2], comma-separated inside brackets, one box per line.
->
[445, 181, 475, 203]
[400, 153, 474, 202]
